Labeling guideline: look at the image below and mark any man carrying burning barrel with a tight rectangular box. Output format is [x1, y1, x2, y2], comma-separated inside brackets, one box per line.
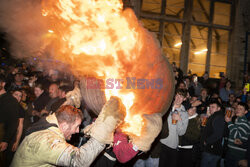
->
[11, 97, 126, 167]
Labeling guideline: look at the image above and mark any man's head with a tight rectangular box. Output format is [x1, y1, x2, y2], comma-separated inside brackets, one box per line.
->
[11, 88, 23, 103]
[49, 83, 59, 98]
[14, 72, 24, 83]
[192, 74, 198, 83]
[235, 102, 248, 117]
[174, 89, 188, 105]
[209, 99, 221, 115]
[184, 77, 191, 86]
[58, 86, 73, 99]
[56, 105, 83, 140]
[229, 93, 235, 102]
[177, 81, 186, 90]
[187, 106, 197, 116]
[225, 80, 232, 89]
[200, 88, 208, 98]
[49, 69, 59, 82]
[34, 83, 44, 98]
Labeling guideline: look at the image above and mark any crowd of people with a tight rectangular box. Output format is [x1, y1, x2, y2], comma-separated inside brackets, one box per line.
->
[0, 61, 249, 167]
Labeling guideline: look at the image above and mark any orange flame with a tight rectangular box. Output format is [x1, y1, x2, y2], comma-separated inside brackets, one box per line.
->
[41, 0, 174, 136]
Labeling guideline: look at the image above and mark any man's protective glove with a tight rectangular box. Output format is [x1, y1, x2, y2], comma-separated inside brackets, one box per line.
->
[84, 96, 126, 144]
[129, 113, 162, 152]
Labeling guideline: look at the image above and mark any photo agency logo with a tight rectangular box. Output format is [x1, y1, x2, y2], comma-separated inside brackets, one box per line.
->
[86, 77, 163, 89]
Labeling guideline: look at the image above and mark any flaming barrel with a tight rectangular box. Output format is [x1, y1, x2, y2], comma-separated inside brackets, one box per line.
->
[80, 55, 175, 117]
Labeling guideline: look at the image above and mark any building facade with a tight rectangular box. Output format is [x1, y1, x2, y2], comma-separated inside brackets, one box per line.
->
[127, 0, 250, 88]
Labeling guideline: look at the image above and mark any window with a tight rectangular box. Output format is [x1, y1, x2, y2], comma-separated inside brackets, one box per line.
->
[162, 23, 182, 66]
[140, 0, 233, 78]
[188, 26, 208, 76]
[192, 0, 210, 23]
[210, 29, 229, 78]
[141, 0, 162, 14]
[214, 2, 231, 26]
[166, 0, 185, 19]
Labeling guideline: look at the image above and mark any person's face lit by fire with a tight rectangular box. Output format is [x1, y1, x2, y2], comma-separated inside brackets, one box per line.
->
[49, 84, 59, 98]
[12, 90, 22, 103]
[61, 118, 82, 140]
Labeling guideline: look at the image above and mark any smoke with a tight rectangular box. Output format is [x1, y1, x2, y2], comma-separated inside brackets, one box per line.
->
[0, 0, 47, 60]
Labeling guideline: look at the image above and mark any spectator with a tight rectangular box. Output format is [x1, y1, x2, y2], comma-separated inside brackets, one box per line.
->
[5, 89, 24, 166]
[225, 93, 236, 108]
[220, 80, 234, 103]
[200, 71, 210, 89]
[225, 102, 250, 167]
[177, 81, 187, 90]
[8, 72, 27, 91]
[32, 83, 50, 121]
[197, 88, 209, 114]
[50, 85, 73, 114]
[41, 82, 60, 116]
[200, 99, 225, 167]
[178, 106, 201, 167]
[190, 74, 203, 97]
[219, 75, 227, 89]
[159, 89, 189, 167]
[0, 88, 21, 166]
[48, 69, 60, 83]
[27, 72, 38, 88]
[241, 86, 249, 103]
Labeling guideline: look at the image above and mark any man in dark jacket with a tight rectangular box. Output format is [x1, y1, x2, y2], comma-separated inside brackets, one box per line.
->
[200, 99, 225, 167]
[0, 88, 21, 166]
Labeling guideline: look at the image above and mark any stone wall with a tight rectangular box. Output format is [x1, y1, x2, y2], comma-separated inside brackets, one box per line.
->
[230, 0, 250, 89]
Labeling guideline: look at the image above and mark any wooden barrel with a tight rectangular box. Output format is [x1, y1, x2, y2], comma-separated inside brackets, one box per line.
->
[80, 78, 106, 116]
[79, 55, 175, 117]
